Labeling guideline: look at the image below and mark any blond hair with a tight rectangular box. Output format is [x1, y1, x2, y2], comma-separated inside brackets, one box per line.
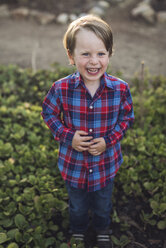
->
[63, 15, 113, 56]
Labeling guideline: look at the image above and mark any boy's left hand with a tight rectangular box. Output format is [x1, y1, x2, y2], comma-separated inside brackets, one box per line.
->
[88, 137, 106, 156]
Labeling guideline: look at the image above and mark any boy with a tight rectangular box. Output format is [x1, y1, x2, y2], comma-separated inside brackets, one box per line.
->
[41, 15, 134, 248]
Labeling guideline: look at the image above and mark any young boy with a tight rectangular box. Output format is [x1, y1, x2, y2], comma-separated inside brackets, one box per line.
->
[41, 15, 134, 248]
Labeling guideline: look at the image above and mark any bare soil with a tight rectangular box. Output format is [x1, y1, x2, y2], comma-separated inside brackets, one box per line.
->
[0, 2, 166, 81]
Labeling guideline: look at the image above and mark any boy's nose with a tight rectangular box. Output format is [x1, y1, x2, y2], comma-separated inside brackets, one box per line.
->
[89, 56, 98, 65]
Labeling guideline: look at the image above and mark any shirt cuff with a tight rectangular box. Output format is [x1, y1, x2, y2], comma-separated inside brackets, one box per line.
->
[58, 127, 75, 145]
[104, 135, 117, 148]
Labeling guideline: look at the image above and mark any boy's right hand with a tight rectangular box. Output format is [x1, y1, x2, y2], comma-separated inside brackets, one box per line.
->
[72, 130, 93, 152]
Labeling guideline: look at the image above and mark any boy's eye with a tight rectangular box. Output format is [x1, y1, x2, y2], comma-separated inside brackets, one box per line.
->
[98, 52, 105, 56]
[82, 53, 89, 56]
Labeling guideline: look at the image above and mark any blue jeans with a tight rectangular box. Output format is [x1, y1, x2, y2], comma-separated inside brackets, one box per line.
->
[65, 178, 114, 233]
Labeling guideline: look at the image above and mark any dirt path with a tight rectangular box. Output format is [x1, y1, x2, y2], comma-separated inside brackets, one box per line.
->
[0, 4, 166, 81]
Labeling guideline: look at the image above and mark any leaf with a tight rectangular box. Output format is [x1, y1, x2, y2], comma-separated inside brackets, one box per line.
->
[144, 182, 153, 191]
[160, 203, 166, 212]
[119, 235, 130, 247]
[48, 224, 59, 232]
[0, 142, 13, 158]
[28, 175, 36, 185]
[0, 232, 8, 244]
[14, 214, 28, 230]
[57, 232, 65, 241]
[7, 243, 19, 248]
[111, 235, 120, 245]
[45, 237, 55, 247]
[60, 243, 69, 248]
[150, 201, 158, 211]
[9, 179, 17, 187]
[22, 232, 32, 243]
[34, 196, 42, 213]
[112, 210, 120, 223]
[15, 231, 22, 243]
[1, 218, 13, 228]
[157, 220, 166, 230]
[34, 226, 42, 235]
[119, 215, 142, 232]
[7, 229, 19, 239]
[111, 234, 130, 247]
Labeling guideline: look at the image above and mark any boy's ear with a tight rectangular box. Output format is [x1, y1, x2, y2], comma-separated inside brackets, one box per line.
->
[67, 49, 75, 65]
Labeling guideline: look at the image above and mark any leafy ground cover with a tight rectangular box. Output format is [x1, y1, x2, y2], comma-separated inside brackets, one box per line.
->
[0, 64, 166, 248]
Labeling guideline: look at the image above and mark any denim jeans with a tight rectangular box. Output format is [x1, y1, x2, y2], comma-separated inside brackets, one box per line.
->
[65, 178, 114, 233]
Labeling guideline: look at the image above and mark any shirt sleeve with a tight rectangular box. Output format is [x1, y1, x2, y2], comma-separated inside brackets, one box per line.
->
[104, 84, 134, 148]
[41, 83, 75, 144]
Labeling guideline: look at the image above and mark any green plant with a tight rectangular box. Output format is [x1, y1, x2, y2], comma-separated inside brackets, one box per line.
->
[0, 64, 166, 247]
[111, 234, 130, 247]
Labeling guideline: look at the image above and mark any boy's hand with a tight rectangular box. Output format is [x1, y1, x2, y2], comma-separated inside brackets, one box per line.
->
[72, 130, 93, 152]
[88, 137, 106, 156]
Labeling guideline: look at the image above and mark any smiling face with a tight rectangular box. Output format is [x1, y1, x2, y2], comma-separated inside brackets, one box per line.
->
[68, 28, 110, 86]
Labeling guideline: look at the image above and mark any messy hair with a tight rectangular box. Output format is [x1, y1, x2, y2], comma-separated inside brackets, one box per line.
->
[63, 15, 113, 56]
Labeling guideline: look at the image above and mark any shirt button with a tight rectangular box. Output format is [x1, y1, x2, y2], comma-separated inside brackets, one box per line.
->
[89, 169, 93, 173]
[89, 128, 93, 133]
[89, 105, 93, 109]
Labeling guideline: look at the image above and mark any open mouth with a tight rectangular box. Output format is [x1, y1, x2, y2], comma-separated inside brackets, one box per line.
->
[87, 68, 100, 74]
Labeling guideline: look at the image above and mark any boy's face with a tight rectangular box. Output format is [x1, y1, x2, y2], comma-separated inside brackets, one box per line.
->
[68, 28, 110, 85]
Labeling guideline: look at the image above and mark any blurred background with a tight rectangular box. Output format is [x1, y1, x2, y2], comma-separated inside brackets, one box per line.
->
[0, 0, 166, 80]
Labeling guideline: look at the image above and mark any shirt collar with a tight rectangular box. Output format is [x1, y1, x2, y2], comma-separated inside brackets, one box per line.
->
[69, 71, 81, 89]
[70, 71, 115, 89]
[103, 72, 115, 89]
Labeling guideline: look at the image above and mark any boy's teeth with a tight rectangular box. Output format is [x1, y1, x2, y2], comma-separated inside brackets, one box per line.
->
[88, 69, 98, 72]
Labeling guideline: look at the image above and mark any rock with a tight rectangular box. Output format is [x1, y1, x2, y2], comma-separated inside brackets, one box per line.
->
[35, 12, 55, 25]
[0, 4, 10, 18]
[29, 9, 40, 19]
[78, 13, 87, 18]
[10, 7, 30, 19]
[157, 11, 166, 23]
[98, 1, 110, 9]
[57, 13, 68, 24]
[88, 6, 105, 17]
[69, 14, 78, 22]
[119, 0, 139, 8]
[131, 1, 156, 24]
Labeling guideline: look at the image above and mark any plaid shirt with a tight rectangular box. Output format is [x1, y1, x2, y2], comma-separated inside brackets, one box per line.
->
[41, 72, 134, 192]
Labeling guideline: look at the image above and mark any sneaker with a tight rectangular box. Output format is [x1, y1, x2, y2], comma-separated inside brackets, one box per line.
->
[96, 232, 112, 248]
[68, 233, 85, 247]
[72, 233, 85, 242]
